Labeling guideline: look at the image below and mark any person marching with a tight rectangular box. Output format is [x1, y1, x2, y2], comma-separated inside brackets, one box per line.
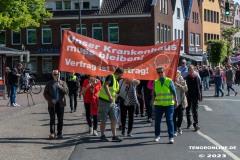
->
[98, 67, 124, 142]
[66, 72, 79, 113]
[81, 75, 102, 136]
[43, 70, 68, 139]
[153, 66, 178, 144]
[173, 70, 188, 136]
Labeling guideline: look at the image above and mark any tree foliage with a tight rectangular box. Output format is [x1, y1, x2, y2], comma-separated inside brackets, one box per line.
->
[206, 40, 227, 65]
[0, 0, 52, 31]
[221, 27, 239, 56]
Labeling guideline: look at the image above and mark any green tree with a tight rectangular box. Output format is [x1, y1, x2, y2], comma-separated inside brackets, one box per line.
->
[221, 27, 239, 56]
[206, 40, 227, 66]
[0, 0, 52, 31]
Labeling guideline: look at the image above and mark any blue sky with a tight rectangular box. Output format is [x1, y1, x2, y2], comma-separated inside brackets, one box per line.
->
[235, 0, 240, 4]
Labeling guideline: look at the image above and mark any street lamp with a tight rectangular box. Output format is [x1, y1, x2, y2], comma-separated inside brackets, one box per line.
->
[78, 0, 82, 35]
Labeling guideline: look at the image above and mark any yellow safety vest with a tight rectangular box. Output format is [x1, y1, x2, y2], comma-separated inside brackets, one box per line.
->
[154, 78, 174, 106]
[99, 74, 119, 102]
[68, 75, 77, 81]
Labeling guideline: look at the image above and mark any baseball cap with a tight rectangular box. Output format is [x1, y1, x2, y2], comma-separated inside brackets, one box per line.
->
[181, 59, 186, 63]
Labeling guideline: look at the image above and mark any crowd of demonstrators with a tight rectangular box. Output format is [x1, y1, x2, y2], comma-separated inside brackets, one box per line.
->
[43, 70, 69, 139]
[81, 75, 102, 136]
[66, 72, 79, 113]
[118, 78, 140, 137]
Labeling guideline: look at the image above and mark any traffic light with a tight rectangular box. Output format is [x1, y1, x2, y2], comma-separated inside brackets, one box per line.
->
[225, 2, 230, 15]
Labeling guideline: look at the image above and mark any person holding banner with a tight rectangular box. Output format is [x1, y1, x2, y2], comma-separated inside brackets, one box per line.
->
[98, 67, 124, 142]
[43, 70, 69, 139]
[81, 75, 101, 136]
[153, 66, 177, 144]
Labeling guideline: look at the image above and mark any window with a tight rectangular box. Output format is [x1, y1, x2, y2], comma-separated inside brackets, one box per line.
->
[190, 33, 195, 46]
[0, 30, 6, 46]
[217, 12, 219, 23]
[174, 29, 177, 40]
[42, 56, 52, 74]
[157, 24, 160, 43]
[159, 0, 162, 12]
[177, 8, 180, 19]
[42, 26, 52, 44]
[108, 23, 119, 43]
[56, 1, 62, 10]
[83, 2, 90, 9]
[27, 27, 37, 44]
[74, 3, 79, 9]
[207, 10, 210, 21]
[61, 24, 71, 42]
[181, 30, 184, 44]
[76, 24, 87, 36]
[64, 1, 71, 10]
[164, 25, 167, 43]
[204, 9, 207, 21]
[11, 30, 21, 45]
[178, 30, 180, 39]
[168, 26, 171, 41]
[0, 56, 2, 80]
[92, 24, 103, 41]
[164, 0, 168, 14]
[204, 33, 207, 42]
[196, 34, 200, 46]
[28, 57, 37, 73]
[161, 24, 164, 43]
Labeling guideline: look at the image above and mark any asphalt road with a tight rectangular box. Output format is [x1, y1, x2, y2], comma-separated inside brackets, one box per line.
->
[69, 87, 240, 160]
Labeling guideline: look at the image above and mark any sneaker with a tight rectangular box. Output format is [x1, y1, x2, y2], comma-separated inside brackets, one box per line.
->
[147, 118, 152, 123]
[235, 92, 238, 96]
[56, 134, 63, 139]
[127, 134, 133, 137]
[174, 132, 178, 137]
[221, 94, 224, 97]
[74, 108, 76, 112]
[100, 135, 108, 142]
[187, 125, 191, 129]
[49, 134, 55, 140]
[70, 110, 73, 113]
[178, 128, 183, 135]
[135, 114, 139, 117]
[141, 114, 145, 117]
[121, 131, 126, 136]
[169, 138, 174, 144]
[11, 103, 17, 107]
[93, 130, 98, 136]
[89, 127, 93, 134]
[15, 103, 20, 107]
[112, 136, 123, 142]
[226, 94, 230, 96]
[154, 136, 160, 142]
[194, 125, 200, 132]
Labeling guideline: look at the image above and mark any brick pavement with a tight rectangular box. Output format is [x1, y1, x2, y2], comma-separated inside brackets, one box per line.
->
[0, 86, 88, 160]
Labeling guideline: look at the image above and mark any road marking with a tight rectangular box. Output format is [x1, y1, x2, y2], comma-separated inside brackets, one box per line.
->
[200, 105, 213, 111]
[183, 117, 240, 160]
[204, 99, 240, 102]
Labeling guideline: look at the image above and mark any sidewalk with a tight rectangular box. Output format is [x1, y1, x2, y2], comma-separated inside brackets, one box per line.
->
[0, 97, 87, 160]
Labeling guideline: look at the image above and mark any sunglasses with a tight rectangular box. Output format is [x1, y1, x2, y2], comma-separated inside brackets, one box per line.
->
[157, 71, 163, 74]
[53, 74, 59, 76]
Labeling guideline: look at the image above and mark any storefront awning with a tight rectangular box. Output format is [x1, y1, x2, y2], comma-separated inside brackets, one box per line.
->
[0, 46, 29, 55]
[180, 53, 202, 62]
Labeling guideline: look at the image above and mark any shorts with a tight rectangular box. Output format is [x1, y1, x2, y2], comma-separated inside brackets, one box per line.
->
[98, 99, 117, 122]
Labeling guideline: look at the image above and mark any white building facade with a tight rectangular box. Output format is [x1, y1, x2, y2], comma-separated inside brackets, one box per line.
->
[233, 3, 240, 53]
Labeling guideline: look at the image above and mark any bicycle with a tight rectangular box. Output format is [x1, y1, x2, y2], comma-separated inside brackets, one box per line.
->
[18, 74, 42, 94]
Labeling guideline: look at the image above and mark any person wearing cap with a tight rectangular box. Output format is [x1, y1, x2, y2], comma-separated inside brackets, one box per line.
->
[9, 63, 23, 107]
[178, 59, 188, 79]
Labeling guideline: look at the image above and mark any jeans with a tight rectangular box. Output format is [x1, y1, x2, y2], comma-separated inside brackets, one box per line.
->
[216, 84, 224, 96]
[48, 103, 64, 135]
[227, 85, 235, 93]
[173, 105, 184, 131]
[203, 76, 209, 90]
[186, 98, 199, 127]
[154, 105, 174, 138]
[84, 103, 98, 130]
[69, 90, 78, 110]
[120, 98, 135, 134]
[10, 84, 17, 104]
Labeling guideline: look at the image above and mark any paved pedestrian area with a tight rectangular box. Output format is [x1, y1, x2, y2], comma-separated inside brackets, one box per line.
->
[0, 89, 87, 160]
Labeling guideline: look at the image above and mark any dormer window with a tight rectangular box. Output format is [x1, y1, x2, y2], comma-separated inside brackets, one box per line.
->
[56, 1, 62, 10]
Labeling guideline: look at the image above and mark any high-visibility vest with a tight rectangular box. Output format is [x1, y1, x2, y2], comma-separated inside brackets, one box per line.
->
[68, 76, 77, 81]
[154, 78, 174, 106]
[99, 74, 119, 102]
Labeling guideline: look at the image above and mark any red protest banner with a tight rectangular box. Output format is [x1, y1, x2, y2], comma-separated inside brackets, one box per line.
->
[59, 30, 181, 80]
